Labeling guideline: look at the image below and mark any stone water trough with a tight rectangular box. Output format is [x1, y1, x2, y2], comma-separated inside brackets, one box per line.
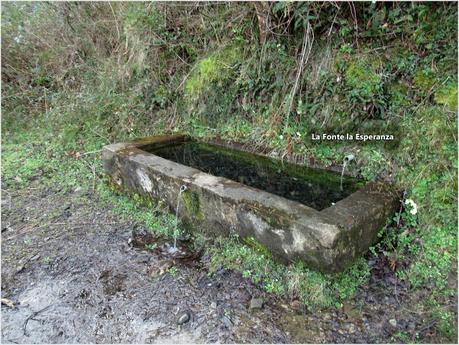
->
[103, 135, 399, 273]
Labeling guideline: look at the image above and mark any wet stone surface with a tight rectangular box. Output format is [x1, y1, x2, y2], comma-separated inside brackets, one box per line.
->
[1, 182, 454, 343]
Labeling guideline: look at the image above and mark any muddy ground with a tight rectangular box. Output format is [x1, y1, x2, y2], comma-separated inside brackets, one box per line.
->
[1, 181, 456, 343]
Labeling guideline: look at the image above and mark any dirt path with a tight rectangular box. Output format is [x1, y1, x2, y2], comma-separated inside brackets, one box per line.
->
[1, 185, 294, 343]
[1, 183, 453, 343]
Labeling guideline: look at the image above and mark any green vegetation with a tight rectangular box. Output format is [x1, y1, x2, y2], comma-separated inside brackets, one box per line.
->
[185, 45, 242, 98]
[1, 2, 457, 341]
[145, 243, 158, 251]
[181, 189, 204, 221]
[167, 266, 179, 276]
[209, 233, 370, 308]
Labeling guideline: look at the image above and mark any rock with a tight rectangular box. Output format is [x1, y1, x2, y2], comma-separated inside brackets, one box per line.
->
[389, 319, 397, 327]
[74, 186, 83, 193]
[1, 298, 16, 308]
[146, 260, 173, 278]
[1, 225, 11, 233]
[249, 297, 263, 310]
[290, 299, 302, 311]
[348, 324, 356, 334]
[221, 315, 233, 328]
[177, 311, 191, 325]
[210, 301, 217, 309]
[131, 226, 157, 248]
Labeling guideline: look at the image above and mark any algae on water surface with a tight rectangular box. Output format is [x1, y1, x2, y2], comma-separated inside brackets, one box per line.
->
[142, 140, 362, 210]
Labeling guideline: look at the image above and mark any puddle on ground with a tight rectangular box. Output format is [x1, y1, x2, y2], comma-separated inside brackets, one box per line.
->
[142, 141, 363, 210]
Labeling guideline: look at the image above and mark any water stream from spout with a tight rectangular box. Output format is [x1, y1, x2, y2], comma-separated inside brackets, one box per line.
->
[340, 160, 348, 192]
[173, 185, 187, 250]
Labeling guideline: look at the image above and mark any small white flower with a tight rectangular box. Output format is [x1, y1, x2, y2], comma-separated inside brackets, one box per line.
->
[296, 132, 301, 137]
[279, 135, 284, 140]
[405, 199, 418, 215]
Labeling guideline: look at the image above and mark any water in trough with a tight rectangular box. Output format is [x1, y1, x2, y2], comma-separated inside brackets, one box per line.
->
[142, 141, 363, 211]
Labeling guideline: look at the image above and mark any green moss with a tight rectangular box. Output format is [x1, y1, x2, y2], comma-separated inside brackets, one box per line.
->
[185, 45, 242, 99]
[434, 82, 458, 110]
[242, 236, 273, 258]
[413, 68, 436, 92]
[388, 82, 411, 107]
[244, 202, 294, 229]
[106, 179, 156, 210]
[181, 189, 204, 220]
[345, 57, 382, 99]
[208, 234, 370, 309]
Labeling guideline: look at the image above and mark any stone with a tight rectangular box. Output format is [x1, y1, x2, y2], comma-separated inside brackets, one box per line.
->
[1, 225, 11, 233]
[388, 319, 397, 327]
[249, 297, 263, 310]
[290, 299, 302, 311]
[348, 324, 356, 334]
[0, 298, 16, 308]
[103, 135, 400, 273]
[221, 315, 233, 328]
[177, 311, 191, 325]
[73, 186, 83, 193]
[131, 226, 156, 248]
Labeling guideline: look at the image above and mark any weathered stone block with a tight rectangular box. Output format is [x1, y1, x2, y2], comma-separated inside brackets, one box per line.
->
[103, 135, 399, 273]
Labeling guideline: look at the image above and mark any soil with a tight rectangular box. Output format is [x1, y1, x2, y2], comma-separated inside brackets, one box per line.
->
[1, 181, 455, 343]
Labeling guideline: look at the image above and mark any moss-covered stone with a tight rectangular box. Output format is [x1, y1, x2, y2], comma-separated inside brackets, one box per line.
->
[242, 236, 273, 258]
[182, 189, 204, 220]
[103, 135, 399, 273]
[245, 201, 296, 229]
